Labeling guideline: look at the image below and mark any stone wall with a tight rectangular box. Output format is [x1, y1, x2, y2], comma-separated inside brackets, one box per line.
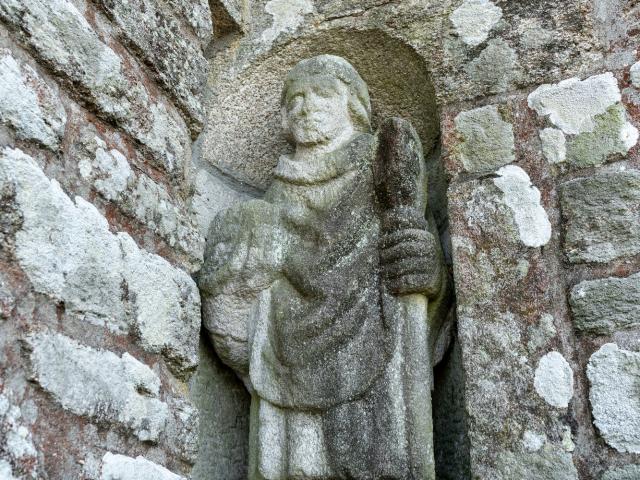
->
[0, 0, 222, 477]
[1, 0, 640, 478]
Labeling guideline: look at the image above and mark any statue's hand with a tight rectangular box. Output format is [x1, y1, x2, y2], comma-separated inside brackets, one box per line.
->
[380, 227, 442, 297]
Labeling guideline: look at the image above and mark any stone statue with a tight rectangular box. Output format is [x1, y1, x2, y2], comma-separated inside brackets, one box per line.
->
[199, 55, 451, 480]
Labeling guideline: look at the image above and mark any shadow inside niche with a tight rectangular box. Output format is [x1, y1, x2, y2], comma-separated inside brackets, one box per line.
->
[190, 332, 251, 480]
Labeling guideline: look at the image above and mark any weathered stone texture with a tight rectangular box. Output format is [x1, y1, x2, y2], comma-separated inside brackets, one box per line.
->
[0, 0, 191, 176]
[190, 337, 250, 480]
[1, 147, 200, 375]
[528, 73, 638, 168]
[603, 464, 640, 480]
[570, 273, 640, 335]
[75, 129, 204, 270]
[0, 49, 66, 150]
[100, 452, 186, 480]
[0, 394, 39, 479]
[453, 105, 515, 174]
[29, 332, 169, 442]
[96, 0, 208, 134]
[560, 170, 640, 263]
[449, 172, 577, 479]
[450, 0, 502, 48]
[587, 343, 640, 454]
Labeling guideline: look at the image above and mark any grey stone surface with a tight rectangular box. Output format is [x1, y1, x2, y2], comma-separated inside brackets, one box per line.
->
[560, 170, 640, 263]
[0, 49, 66, 150]
[190, 337, 250, 480]
[100, 452, 185, 480]
[464, 39, 519, 95]
[565, 104, 638, 167]
[0, 147, 200, 375]
[97, 0, 208, 134]
[166, 0, 213, 44]
[29, 332, 169, 442]
[587, 343, 640, 453]
[534, 352, 574, 408]
[453, 105, 515, 173]
[0, 393, 39, 478]
[493, 165, 551, 248]
[0, 0, 190, 176]
[631, 62, 640, 89]
[75, 129, 204, 271]
[603, 464, 640, 480]
[450, 0, 502, 47]
[570, 272, 640, 335]
[539, 128, 566, 164]
[199, 55, 451, 479]
[494, 448, 578, 480]
[528, 73, 622, 135]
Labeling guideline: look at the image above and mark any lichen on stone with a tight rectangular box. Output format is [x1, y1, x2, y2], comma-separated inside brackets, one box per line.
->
[587, 343, 640, 454]
[454, 104, 515, 173]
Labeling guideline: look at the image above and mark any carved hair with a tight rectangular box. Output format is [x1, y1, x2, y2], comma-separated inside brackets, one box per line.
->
[281, 55, 372, 135]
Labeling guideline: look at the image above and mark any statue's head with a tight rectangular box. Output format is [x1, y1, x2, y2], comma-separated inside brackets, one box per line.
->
[281, 55, 372, 146]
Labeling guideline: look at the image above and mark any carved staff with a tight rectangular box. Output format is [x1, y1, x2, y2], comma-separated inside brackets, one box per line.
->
[375, 117, 442, 480]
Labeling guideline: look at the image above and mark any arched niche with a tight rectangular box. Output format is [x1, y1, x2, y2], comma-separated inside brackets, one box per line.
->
[193, 25, 468, 480]
[202, 28, 444, 217]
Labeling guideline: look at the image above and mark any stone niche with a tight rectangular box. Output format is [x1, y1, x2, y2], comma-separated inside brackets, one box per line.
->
[191, 24, 468, 480]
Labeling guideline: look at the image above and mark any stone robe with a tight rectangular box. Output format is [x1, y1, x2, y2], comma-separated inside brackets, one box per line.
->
[200, 130, 450, 480]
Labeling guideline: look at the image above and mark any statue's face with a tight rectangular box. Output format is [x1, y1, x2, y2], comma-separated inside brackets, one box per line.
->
[283, 76, 352, 146]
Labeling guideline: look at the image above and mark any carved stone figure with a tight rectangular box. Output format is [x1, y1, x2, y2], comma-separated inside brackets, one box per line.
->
[199, 55, 451, 480]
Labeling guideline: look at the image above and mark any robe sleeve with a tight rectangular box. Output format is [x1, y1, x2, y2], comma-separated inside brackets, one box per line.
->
[198, 199, 285, 379]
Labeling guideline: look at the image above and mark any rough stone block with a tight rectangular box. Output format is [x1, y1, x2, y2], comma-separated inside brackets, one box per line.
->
[603, 465, 640, 480]
[0, 147, 200, 375]
[587, 343, 640, 453]
[570, 273, 640, 335]
[76, 131, 204, 270]
[0, 0, 190, 176]
[453, 105, 515, 173]
[0, 49, 66, 150]
[29, 332, 169, 442]
[100, 452, 185, 480]
[97, 0, 208, 134]
[450, 0, 502, 47]
[528, 73, 638, 168]
[166, 0, 213, 44]
[560, 170, 640, 263]
[0, 394, 38, 478]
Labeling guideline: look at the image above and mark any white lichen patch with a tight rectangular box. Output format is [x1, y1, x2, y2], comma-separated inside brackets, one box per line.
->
[493, 165, 552, 248]
[631, 61, 640, 89]
[534, 351, 574, 408]
[523, 430, 546, 452]
[587, 343, 640, 453]
[0, 49, 66, 149]
[0, 147, 200, 374]
[261, 0, 313, 46]
[539, 128, 566, 164]
[78, 139, 133, 201]
[100, 452, 186, 480]
[528, 73, 622, 135]
[0, 394, 37, 470]
[29, 332, 169, 442]
[450, 0, 503, 47]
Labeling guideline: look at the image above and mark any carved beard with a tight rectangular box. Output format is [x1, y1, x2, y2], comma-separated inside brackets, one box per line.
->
[290, 114, 343, 146]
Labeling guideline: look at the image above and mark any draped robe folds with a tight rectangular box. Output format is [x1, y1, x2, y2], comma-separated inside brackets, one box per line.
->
[200, 132, 448, 480]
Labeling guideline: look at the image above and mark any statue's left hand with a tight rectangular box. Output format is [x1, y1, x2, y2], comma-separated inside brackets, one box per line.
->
[380, 227, 442, 297]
